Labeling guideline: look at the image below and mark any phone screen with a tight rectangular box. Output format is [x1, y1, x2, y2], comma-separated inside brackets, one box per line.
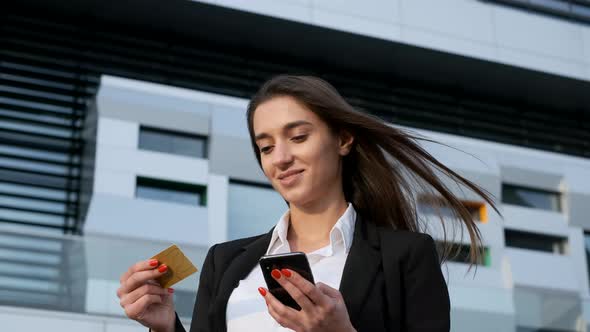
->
[259, 252, 315, 310]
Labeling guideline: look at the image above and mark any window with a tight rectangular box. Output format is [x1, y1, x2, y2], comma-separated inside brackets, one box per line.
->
[417, 195, 488, 223]
[517, 327, 576, 332]
[487, 0, 590, 25]
[436, 242, 492, 266]
[227, 179, 286, 240]
[584, 232, 590, 289]
[502, 184, 561, 212]
[138, 126, 207, 158]
[135, 177, 206, 206]
[505, 229, 567, 254]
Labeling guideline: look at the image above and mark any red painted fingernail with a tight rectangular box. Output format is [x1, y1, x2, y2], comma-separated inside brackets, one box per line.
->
[271, 269, 281, 279]
[281, 269, 292, 278]
[149, 259, 158, 267]
[168, 288, 175, 294]
[158, 264, 168, 273]
[258, 287, 267, 296]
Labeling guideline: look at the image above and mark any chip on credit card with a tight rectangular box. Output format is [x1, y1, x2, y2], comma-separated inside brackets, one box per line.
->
[150, 244, 198, 289]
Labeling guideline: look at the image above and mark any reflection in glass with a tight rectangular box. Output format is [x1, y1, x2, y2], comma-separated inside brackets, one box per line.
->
[505, 229, 567, 254]
[136, 177, 206, 206]
[502, 184, 561, 212]
[0, 229, 207, 319]
[417, 195, 485, 221]
[138, 126, 207, 159]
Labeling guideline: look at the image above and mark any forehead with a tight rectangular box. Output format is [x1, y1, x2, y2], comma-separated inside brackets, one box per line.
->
[252, 96, 321, 134]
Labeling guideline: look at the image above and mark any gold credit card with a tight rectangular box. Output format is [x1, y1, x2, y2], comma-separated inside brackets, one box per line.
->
[150, 244, 198, 289]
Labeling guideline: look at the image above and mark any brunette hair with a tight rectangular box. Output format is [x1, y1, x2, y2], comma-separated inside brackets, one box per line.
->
[246, 74, 500, 271]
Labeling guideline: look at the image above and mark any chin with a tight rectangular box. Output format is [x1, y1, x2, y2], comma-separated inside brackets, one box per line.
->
[282, 191, 314, 208]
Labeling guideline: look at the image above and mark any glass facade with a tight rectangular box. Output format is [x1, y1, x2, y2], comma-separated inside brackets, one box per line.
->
[505, 229, 567, 254]
[138, 126, 207, 159]
[136, 177, 206, 206]
[502, 184, 562, 212]
[417, 195, 485, 222]
[436, 242, 492, 266]
[0, 229, 206, 319]
[488, 0, 590, 24]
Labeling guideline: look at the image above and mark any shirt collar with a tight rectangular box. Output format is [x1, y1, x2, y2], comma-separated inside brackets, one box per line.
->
[265, 202, 357, 256]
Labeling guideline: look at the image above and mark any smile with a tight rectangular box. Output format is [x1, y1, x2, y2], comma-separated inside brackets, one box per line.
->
[278, 170, 304, 186]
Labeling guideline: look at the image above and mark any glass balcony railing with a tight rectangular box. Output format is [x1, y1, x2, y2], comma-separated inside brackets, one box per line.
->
[0, 229, 209, 320]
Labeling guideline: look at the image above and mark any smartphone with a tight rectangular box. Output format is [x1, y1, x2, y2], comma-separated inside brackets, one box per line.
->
[259, 252, 315, 310]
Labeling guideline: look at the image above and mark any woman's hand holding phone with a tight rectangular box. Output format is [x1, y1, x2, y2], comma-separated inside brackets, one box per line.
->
[258, 268, 357, 332]
[117, 259, 176, 332]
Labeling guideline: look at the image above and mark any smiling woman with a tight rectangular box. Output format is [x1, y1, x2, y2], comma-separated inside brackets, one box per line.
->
[118, 75, 500, 332]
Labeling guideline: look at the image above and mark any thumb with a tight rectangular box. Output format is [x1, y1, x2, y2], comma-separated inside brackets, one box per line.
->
[316, 282, 341, 299]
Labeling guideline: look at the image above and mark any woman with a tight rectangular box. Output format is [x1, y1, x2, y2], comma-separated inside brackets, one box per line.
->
[117, 75, 498, 332]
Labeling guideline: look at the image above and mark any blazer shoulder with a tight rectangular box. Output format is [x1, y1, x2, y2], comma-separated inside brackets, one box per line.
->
[378, 227, 437, 258]
[209, 232, 269, 260]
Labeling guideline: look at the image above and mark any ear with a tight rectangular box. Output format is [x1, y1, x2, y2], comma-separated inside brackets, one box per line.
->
[338, 130, 354, 156]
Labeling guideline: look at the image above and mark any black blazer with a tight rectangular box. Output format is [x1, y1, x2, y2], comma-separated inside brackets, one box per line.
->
[172, 213, 450, 332]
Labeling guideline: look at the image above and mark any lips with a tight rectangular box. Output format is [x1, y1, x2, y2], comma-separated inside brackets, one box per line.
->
[278, 169, 304, 180]
[277, 169, 304, 186]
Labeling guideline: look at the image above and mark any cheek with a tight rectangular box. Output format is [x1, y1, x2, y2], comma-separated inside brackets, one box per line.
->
[260, 158, 273, 177]
[309, 144, 341, 180]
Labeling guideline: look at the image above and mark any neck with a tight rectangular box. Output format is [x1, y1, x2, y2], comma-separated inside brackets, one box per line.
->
[286, 195, 349, 253]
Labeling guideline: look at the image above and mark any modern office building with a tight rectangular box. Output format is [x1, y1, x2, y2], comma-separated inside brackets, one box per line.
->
[1, 1, 590, 331]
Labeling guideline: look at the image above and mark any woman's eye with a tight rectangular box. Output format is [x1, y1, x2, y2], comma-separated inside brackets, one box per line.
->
[260, 146, 272, 154]
[291, 135, 307, 142]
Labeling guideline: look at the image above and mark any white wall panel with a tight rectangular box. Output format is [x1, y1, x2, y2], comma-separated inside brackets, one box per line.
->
[312, 0, 400, 23]
[400, 0, 495, 43]
[97, 118, 139, 149]
[312, 9, 401, 41]
[84, 193, 209, 246]
[493, 5, 585, 62]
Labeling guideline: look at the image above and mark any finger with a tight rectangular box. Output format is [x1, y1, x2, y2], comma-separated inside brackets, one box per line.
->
[123, 294, 163, 320]
[316, 281, 342, 299]
[120, 283, 170, 307]
[162, 288, 175, 306]
[266, 299, 299, 330]
[262, 287, 301, 330]
[271, 269, 314, 311]
[119, 264, 168, 296]
[119, 259, 159, 284]
[280, 268, 329, 307]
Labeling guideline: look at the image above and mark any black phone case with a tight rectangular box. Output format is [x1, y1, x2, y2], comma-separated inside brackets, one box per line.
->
[259, 252, 315, 311]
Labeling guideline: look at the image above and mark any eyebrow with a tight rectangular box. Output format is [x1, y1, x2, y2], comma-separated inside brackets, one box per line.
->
[254, 120, 313, 141]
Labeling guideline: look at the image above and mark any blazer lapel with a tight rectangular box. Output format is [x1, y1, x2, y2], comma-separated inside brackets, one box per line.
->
[210, 228, 274, 332]
[338, 213, 382, 326]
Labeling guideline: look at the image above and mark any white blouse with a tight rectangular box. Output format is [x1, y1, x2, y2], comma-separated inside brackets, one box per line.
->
[226, 202, 357, 332]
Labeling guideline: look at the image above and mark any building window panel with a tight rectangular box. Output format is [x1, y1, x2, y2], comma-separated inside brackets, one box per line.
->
[138, 126, 207, 159]
[0, 208, 64, 226]
[502, 184, 561, 212]
[135, 177, 206, 206]
[505, 229, 567, 254]
[0, 183, 67, 201]
[488, 0, 590, 24]
[584, 232, 590, 290]
[417, 194, 488, 222]
[0, 196, 66, 214]
[436, 242, 492, 266]
[530, 0, 569, 11]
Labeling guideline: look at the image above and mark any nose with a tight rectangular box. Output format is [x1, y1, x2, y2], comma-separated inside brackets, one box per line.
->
[271, 141, 294, 168]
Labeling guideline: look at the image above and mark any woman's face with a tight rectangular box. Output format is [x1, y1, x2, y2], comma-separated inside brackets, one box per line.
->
[252, 95, 353, 207]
